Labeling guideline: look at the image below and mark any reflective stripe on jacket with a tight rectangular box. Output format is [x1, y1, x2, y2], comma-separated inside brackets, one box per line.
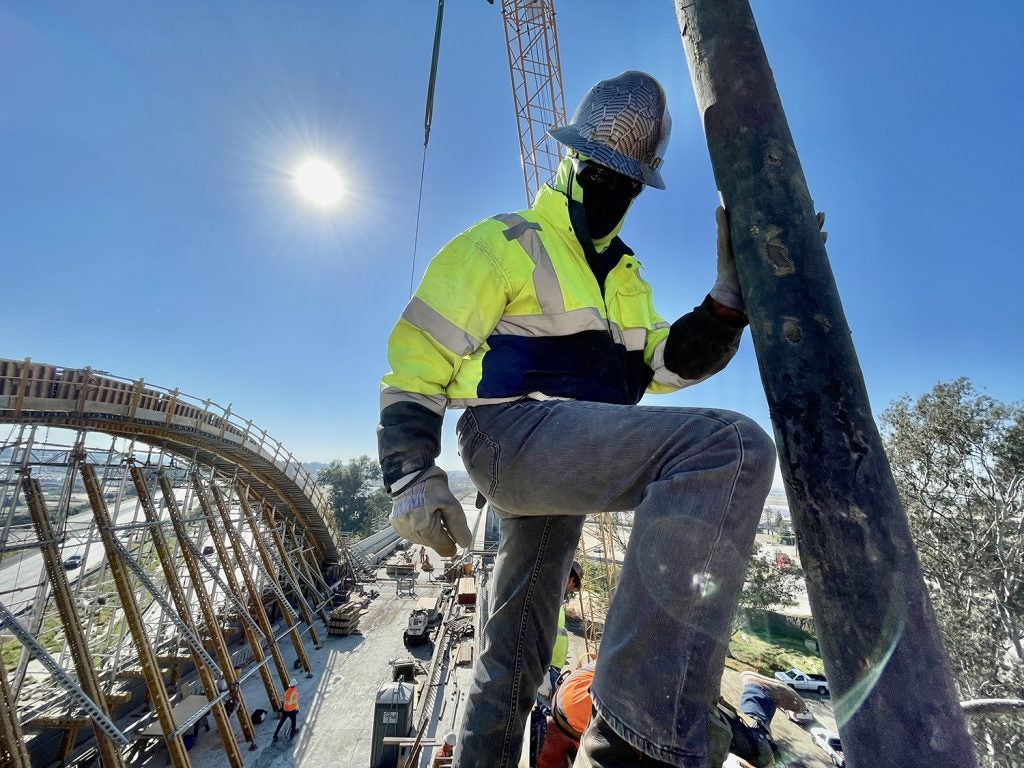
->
[379, 157, 744, 488]
[283, 687, 299, 712]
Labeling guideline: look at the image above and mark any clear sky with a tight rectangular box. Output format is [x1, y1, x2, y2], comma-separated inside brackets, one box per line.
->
[2, 1, 1021, 479]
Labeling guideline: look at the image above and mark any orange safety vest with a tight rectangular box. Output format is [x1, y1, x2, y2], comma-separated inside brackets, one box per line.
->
[283, 687, 299, 712]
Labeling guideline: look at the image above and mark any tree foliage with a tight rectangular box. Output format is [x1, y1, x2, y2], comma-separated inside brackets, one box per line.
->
[735, 544, 803, 630]
[881, 379, 1024, 765]
[316, 455, 390, 538]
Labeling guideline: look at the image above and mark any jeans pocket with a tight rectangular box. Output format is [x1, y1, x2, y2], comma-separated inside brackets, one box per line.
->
[458, 408, 500, 498]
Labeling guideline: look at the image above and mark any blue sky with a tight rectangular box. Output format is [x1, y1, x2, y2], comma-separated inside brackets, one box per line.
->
[2, 1, 1021, 478]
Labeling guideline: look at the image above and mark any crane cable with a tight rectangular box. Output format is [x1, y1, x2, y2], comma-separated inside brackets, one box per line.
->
[409, 0, 445, 298]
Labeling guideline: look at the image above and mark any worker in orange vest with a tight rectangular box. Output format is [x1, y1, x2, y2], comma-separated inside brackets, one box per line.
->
[536, 659, 596, 768]
[272, 679, 300, 741]
[538, 665, 806, 767]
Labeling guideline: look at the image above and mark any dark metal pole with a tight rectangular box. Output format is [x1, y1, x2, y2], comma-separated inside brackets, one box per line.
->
[672, 2, 975, 766]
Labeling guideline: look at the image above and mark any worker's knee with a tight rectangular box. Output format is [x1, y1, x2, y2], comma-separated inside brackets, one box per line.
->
[719, 411, 775, 483]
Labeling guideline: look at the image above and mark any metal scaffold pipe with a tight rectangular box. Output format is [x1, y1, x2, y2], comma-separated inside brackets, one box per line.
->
[672, 2, 975, 766]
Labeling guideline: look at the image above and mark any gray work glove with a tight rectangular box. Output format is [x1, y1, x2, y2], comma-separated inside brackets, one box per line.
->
[710, 205, 744, 311]
[389, 466, 472, 557]
[709, 206, 829, 312]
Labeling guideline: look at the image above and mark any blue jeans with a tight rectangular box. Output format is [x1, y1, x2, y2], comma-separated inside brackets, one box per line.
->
[453, 399, 775, 767]
[738, 684, 776, 729]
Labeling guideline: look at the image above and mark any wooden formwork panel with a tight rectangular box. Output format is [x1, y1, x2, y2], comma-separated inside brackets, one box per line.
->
[0, 359, 20, 394]
[54, 367, 82, 400]
[22, 364, 58, 398]
[93, 377, 134, 406]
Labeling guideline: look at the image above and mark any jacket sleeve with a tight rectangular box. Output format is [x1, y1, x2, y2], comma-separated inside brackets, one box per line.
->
[663, 294, 746, 378]
[377, 227, 511, 491]
[644, 294, 746, 394]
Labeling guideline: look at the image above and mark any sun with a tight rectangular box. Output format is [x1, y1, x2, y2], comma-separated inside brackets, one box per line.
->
[295, 158, 344, 207]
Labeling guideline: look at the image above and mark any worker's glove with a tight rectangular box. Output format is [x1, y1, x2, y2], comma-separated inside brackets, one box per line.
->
[389, 466, 472, 557]
[710, 205, 743, 311]
[537, 674, 553, 700]
[709, 206, 829, 312]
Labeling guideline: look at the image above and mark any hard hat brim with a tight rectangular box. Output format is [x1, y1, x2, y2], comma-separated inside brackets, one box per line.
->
[548, 126, 666, 190]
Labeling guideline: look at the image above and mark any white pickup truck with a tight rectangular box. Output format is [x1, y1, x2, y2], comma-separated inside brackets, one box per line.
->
[774, 667, 830, 696]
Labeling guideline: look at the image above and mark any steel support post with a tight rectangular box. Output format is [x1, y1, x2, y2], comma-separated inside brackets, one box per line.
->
[673, 2, 975, 765]
[127, 466, 249, 762]
[233, 482, 313, 678]
[12, 431, 84, 697]
[7, 424, 39, 699]
[289, 523, 331, 621]
[189, 471, 267, 738]
[156, 472, 253, 731]
[208, 483, 287, 709]
[78, 463, 192, 768]
[0, 655, 31, 768]
[22, 474, 125, 768]
[260, 507, 322, 648]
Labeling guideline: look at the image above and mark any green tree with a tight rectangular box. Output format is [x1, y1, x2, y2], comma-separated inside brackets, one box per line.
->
[881, 379, 1024, 765]
[316, 456, 391, 538]
[735, 544, 803, 630]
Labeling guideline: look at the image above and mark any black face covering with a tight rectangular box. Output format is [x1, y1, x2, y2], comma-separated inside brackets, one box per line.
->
[582, 184, 634, 240]
[567, 168, 633, 293]
[573, 163, 640, 240]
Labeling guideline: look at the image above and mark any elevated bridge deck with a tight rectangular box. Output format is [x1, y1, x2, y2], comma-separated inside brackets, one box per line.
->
[0, 358, 340, 562]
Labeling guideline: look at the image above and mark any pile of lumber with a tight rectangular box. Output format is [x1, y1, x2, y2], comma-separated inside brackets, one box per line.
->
[326, 601, 362, 636]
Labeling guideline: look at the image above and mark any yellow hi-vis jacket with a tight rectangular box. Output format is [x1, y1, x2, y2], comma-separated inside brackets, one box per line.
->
[378, 157, 745, 489]
[550, 605, 569, 671]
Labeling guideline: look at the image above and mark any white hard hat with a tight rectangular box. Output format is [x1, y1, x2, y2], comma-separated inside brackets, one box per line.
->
[289, 678, 297, 687]
[444, 731, 457, 747]
[549, 71, 671, 190]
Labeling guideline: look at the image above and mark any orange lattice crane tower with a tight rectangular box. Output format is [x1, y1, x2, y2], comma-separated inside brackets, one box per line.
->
[500, 0, 567, 205]
[500, 1, 611, 652]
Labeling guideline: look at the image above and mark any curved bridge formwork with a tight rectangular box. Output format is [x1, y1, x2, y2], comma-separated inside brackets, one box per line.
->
[0, 358, 351, 768]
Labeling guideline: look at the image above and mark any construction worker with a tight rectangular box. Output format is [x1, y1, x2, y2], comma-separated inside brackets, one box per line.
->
[532, 559, 584, 761]
[536, 658, 596, 768]
[717, 672, 808, 766]
[541, 560, 584, 701]
[537, 666, 805, 768]
[378, 70, 775, 767]
[431, 731, 457, 768]
[272, 679, 299, 741]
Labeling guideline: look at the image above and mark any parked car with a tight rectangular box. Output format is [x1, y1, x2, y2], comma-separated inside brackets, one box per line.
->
[774, 667, 829, 696]
[810, 727, 845, 767]
[63, 554, 83, 570]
